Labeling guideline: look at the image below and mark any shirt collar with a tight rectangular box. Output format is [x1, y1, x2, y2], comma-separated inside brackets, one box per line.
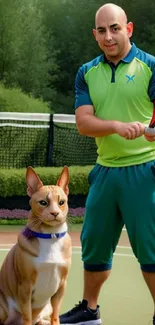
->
[103, 42, 138, 64]
[122, 43, 138, 62]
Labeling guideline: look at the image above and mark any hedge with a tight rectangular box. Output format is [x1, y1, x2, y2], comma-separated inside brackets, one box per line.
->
[0, 84, 52, 113]
[0, 165, 93, 197]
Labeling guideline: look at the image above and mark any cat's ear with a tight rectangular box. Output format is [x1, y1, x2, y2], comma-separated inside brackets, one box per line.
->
[56, 166, 69, 196]
[26, 166, 43, 197]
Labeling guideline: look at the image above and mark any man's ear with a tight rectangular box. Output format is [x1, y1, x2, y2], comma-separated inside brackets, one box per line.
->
[127, 22, 133, 38]
[26, 166, 43, 197]
[93, 28, 97, 40]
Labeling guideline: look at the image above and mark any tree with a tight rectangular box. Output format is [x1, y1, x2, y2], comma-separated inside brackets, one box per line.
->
[0, 0, 58, 108]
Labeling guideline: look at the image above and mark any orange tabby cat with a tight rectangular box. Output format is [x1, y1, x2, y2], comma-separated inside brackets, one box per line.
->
[0, 166, 72, 325]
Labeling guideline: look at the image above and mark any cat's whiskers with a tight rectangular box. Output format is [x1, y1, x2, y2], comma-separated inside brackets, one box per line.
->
[28, 217, 42, 231]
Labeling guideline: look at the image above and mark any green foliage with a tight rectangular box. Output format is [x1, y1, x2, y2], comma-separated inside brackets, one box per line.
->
[0, 0, 155, 112]
[0, 84, 51, 113]
[0, 84, 52, 169]
[68, 166, 92, 195]
[0, 216, 84, 225]
[0, 166, 93, 197]
[0, 219, 27, 225]
[54, 93, 75, 114]
[40, 0, 155, 112]
[0, 168, 27, 196]
[0, 0, 58, 107]
[41, 0, 100, 111]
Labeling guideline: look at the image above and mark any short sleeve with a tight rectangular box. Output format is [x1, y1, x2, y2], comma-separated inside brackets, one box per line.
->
[148, 70, 155, 102]
[75, 66, 93, 109]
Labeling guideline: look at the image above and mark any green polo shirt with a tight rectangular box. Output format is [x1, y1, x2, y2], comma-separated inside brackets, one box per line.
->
[75, 43, 155, 167]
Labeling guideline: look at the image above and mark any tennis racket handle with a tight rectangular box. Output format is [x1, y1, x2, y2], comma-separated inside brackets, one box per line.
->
[145, 126, 155, 135]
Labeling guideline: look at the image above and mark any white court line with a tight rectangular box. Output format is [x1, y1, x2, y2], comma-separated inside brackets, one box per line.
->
[62, 245, 132, 250]
[0, 244, 14, 246]
[0, 245, 132, 250]
[72, 251, 134, 257]
[114, 253, 134, 257]
[117, 245, 132, 250]
[0, 244, 133, 257]
[72, 248, 134, 258]
[0, 248, 134, 257]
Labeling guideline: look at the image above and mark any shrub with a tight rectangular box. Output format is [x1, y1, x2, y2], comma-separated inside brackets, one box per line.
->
[0, 83, 52, 113]
[0, 166, 93, 197]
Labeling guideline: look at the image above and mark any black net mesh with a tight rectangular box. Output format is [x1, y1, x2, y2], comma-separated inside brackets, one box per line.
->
[0, 117, 97, 168]
[52, 123, 97, 166]
[0, 120, 49, 168]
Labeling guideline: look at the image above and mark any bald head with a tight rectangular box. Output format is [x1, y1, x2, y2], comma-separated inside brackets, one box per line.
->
[93, 3, 133, 64]
[95, 3, 127, 27]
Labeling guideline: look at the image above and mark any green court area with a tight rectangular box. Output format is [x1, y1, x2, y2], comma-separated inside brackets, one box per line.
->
[0, 230, 153, 325]
[61, 246, 153, 325]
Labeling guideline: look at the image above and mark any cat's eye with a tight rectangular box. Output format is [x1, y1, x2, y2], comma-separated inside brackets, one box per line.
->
[39, 200, 48, 206]
[59, 200, 65, 206]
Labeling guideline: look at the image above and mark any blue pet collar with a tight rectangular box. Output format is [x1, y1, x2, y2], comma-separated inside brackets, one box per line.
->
[23, 227, 67, 239]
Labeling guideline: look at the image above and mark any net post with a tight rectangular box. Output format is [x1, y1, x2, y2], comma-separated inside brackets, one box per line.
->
[46, 114, 54, 166]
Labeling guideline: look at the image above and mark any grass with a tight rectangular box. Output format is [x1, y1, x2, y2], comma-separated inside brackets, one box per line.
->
[0, 216, 84, 226]
[0, 223, 82, 232]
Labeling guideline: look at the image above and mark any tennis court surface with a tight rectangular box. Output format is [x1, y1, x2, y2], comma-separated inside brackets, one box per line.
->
[0, 225, 153, 325]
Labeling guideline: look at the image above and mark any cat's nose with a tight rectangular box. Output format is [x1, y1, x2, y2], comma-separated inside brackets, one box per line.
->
[51, 212, 59, 217]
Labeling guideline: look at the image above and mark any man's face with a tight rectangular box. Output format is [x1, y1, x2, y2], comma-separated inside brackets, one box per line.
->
[93, 8, 133, 63]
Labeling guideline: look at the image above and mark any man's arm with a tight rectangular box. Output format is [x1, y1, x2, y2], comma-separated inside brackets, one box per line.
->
[76, 105, 145, 140]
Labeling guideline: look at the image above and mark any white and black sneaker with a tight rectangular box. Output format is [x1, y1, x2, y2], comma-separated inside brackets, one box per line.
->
[60, 300, 102, 325]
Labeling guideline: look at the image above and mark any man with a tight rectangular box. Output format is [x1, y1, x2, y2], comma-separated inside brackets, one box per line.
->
[60, 3, 155, 324]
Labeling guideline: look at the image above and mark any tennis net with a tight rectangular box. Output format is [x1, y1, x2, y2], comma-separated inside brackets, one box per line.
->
[0, 112, 97, 168]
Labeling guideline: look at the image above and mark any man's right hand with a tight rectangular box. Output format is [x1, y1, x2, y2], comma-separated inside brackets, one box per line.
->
[114, 121, 145, 140]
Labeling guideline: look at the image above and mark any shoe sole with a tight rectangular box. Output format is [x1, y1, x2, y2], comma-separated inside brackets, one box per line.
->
[60, 319, 102, 325]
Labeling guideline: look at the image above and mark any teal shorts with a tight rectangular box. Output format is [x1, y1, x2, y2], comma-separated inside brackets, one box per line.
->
[81, 161, 155, 272]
